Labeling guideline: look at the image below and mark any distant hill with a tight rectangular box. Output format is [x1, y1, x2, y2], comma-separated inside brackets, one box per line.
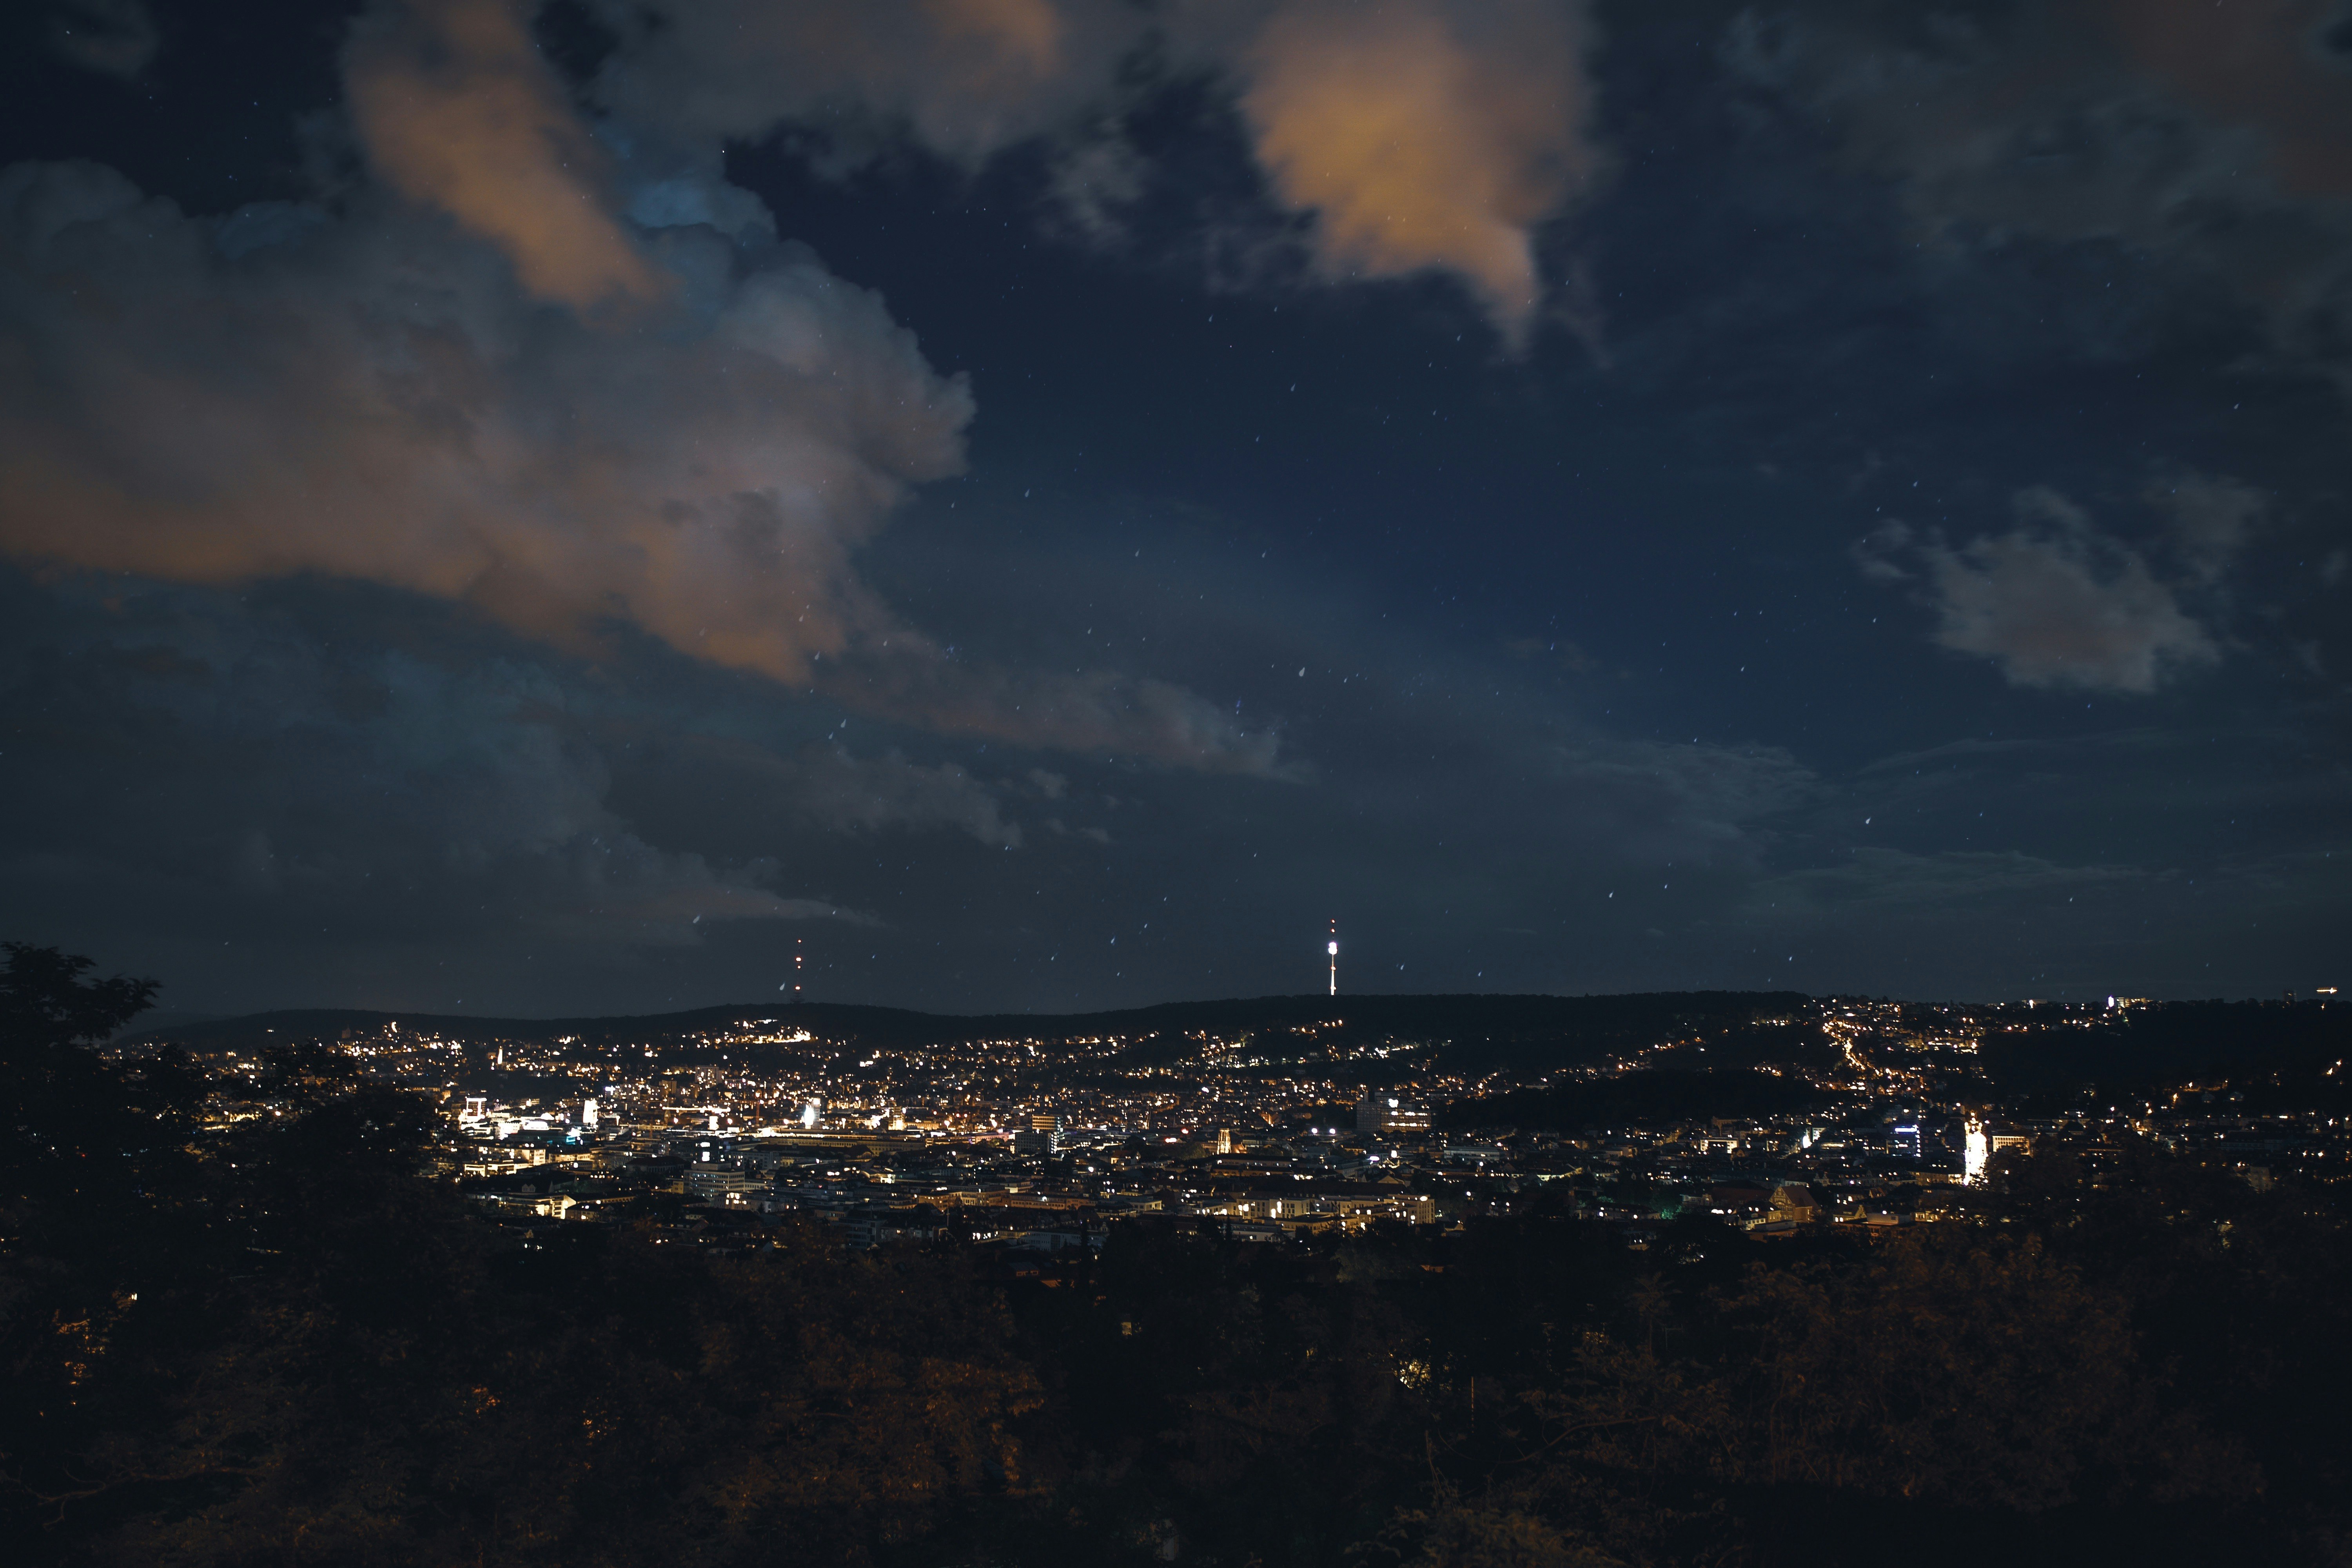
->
[1976, 999, 2352, 1099]
[119, 991, 2350, 1106]
[127, 990, 1815, 1071]
[111, 1007, 224, 1039]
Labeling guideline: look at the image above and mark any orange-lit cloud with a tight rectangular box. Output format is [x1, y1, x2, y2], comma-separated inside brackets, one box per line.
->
[1858, 492, 2221, 694]
[0, 158, 1276, 771]
[0, 0, 1308, 776]
[345, 0, 662, 307]
[583, 0, 1602, 341]
[0, 165, 957, 683]
[1235, 0, 1594, 341]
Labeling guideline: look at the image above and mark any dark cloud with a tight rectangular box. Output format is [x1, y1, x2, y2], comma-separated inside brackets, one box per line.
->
[1719, 0, 2352, 387]
[1720, 718, 2350, 995]
[1753, 846, 2146, 913]
[0, 579, 842, 966]
[2150, 472, 2267, 584]
[1537, 737, 1820, 867]
[47, 0, 158, 80]
[673, 736, 1024, 849]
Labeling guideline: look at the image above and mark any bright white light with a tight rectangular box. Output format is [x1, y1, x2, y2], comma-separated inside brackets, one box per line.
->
[1328, 941, 1339, 955]
[1964, 1119, 1989, 1185]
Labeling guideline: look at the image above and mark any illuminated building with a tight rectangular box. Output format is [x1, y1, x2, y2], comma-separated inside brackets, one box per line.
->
[1013, 1112, 1064, 1157]
[1355, 1091, 1432, 1136]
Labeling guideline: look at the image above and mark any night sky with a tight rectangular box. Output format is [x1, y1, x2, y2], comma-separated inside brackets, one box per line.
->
[1, 0, 2345, 1018]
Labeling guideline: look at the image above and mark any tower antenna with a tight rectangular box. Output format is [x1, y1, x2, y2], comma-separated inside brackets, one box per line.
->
[1327, 919, 1339, 998]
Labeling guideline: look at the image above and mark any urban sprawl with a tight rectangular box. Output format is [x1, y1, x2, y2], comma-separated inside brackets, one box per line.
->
[160, 989, 2348, 1261]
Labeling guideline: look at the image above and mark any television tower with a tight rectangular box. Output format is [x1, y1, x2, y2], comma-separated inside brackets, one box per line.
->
[1327, 919, 1339, 997]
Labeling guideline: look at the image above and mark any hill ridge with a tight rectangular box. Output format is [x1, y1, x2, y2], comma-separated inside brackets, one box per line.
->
[127, 990, 1817, 1057]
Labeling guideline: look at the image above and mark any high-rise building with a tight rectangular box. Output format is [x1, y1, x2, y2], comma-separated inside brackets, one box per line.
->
[1013, 1112, 1064, 1157]
[1355, 1091, 1432, 1137]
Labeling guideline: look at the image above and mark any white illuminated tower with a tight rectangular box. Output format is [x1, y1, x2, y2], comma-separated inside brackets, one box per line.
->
[1328, 919, 1339, 997]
